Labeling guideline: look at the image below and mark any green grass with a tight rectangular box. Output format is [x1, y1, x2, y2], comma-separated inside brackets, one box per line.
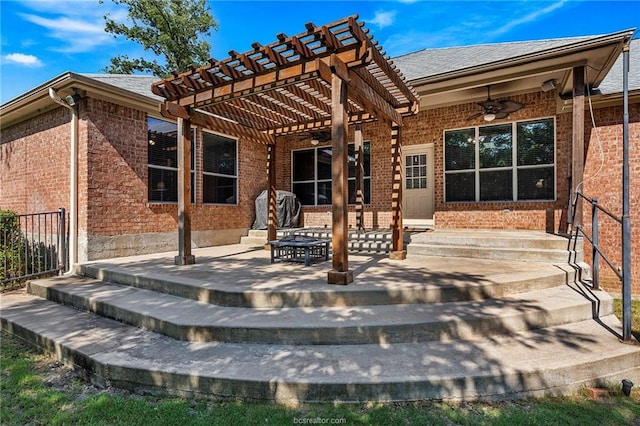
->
[613, 298, 640, 341]
[1, 332, 639, 425]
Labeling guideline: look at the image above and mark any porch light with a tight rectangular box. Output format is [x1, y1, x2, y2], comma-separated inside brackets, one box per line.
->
[65, 93, 82, 106]
[311, 138, 320, 146]
[484, 113, 496, 122]
[541, 79, 557, 92]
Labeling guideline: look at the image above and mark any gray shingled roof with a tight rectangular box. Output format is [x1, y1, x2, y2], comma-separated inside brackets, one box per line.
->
[77, 35, 636, 102]
[79, 73, 164, 102]
[596, 37, 640, 95]
[392, 35, 601, 81]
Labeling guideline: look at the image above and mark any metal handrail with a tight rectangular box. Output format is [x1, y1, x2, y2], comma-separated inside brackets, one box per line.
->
[570, 191, 632, 341]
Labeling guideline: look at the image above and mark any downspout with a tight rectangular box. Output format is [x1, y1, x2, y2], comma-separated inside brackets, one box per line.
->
[48, 88, 78, 274]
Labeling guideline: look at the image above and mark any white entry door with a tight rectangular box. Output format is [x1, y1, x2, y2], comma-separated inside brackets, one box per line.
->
[403, 144, 434, 225]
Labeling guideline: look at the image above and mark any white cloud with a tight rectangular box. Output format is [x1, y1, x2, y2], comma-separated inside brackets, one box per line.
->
[14, 0, 128, 54]
[19, 13, 113, 53]
[488, 0, 568, 37]
[3, 53, 43, 67]
[368, 11, 397, 29]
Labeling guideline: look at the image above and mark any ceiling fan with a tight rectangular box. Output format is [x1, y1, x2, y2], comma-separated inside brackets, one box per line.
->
[467, 85, 524, 122]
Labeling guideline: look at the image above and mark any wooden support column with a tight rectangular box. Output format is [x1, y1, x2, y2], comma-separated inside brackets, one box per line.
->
[355, 124, 365, 231]
[389, 123, 406, 260]
[327, 71, 353, 285]
[175, 116, 195, 265]
[266, 143, 277, 245]
[571, 66, 586, 228]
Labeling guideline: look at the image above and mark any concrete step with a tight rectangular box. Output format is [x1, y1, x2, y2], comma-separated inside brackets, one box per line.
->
[26, 276, 609, 345]
[410, 229, 577, 250]
[2, 291, 638, 403]
[239, 229, 268, 246]
[75, 258, 576, 308]
[408, 230, 583, 263]
[407, 244, 581, 263]
[242, 228, 398, 253]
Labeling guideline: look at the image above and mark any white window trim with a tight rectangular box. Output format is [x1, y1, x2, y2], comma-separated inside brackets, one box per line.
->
[201, 130, 239, 206]
[147, 116, 196, 205]
[291, 142, 371, 206]
[443, 117, 557, 203]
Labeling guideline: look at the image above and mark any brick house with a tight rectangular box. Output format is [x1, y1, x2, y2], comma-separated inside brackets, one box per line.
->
[1, 24, 637, 292]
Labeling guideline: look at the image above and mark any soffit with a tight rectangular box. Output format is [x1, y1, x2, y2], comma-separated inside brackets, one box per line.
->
[406, 29, 635, 110]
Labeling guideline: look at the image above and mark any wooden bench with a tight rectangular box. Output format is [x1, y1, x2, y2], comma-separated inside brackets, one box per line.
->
[268, 235, 330, 266]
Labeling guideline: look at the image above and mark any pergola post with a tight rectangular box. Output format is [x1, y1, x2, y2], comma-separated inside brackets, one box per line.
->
[266, 143, 277, 245]
[328, 72, 353, 285]
[389, 123, 406, 260]
[175, 116, 195, 265]
[571, 65, 586, 228]
[355, 124, 365, 231]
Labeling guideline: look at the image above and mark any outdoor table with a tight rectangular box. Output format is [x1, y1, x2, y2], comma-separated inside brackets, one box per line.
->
[268, 235, 330, 266]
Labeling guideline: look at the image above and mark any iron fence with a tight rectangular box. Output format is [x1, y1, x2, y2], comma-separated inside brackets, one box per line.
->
[1, 208, 67, 288]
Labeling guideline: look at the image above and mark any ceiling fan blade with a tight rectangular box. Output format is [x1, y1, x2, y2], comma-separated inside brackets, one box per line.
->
[494, 112, 510, 119]
[498, 100, 524, 114]
[467, 111, 484, 121]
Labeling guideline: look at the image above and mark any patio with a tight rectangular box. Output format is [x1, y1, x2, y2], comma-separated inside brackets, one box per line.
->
[3, 241, 639, 402]
[74, 242, 569, 308]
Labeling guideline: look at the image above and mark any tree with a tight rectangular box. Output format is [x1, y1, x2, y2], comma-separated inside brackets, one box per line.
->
[102, 0, 218, 77]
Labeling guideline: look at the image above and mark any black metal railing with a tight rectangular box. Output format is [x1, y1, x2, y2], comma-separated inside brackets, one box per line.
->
[570, 192, 632, 341]
[1, 209, 67, 289]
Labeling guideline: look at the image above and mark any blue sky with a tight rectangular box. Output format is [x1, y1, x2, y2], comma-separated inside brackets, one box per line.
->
[1, 0, 638, 104]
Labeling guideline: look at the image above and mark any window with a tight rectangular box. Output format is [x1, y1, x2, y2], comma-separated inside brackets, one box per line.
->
[202, 132, 237, 204]
[292, 142, 371, 206]
[444, 118, 554, 202]
[147, 117, 195, 203]
[406, 154, 427, 189]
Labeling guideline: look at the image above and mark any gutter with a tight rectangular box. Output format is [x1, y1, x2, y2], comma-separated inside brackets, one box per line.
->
[48, 88, 78, 274]
[409, 28, 635, 88]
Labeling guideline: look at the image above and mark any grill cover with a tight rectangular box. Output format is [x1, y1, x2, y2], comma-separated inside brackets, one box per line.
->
[252, 190, 301, 229]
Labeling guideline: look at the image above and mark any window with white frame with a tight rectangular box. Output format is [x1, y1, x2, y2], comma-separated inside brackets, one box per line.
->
[147, 117, 195, 203]
[202, 131, 237, 204]
[292, 142, 371, 206]
[444, 118, 555, 202]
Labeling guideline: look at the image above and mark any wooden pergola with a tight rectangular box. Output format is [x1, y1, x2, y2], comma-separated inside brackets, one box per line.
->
[151, 15, 419, 284]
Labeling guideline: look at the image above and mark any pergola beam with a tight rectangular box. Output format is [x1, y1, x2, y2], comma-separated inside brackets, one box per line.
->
[160, 102, 275, 145]
[151, 15, 419, 283]
[317, 56, 403, 125]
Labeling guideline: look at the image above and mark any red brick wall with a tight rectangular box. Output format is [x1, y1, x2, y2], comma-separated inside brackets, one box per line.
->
[0, 106, 70, 214]
[84, 98, 268, 235]
[582, 103, 640, 294]
[277, 91, 569, 232]
[2, 91, 636, 294]
[405, 90, 570, 232]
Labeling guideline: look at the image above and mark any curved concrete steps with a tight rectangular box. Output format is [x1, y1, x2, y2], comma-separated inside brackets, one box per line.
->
[75, 258, 575, 308]
[26, 276, 608, 345]
[1, 243, 637, 403]
[1, 291, 638, 403]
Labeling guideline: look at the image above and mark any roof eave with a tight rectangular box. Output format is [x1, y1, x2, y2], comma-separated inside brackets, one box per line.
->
[409, 29, 635, 93]
[1, 73, 162, 129]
